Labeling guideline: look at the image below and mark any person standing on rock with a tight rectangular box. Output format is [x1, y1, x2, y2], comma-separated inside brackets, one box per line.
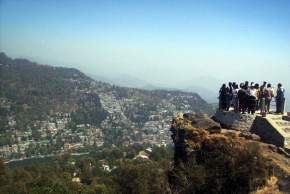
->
[219, 84, 228, 111]
[259, 82, 267, 114]
[232, 83, 240, 112]
[238, 83, 247, 114]
[226, 82, 233, 111]
[265, 83, 274, 113]
[254, 83, 260, 110]
[247, 85, 258, 114]
[276, 83, 285, 114]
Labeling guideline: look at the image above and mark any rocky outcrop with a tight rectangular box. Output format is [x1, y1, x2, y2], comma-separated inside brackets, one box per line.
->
[183, 113, 221, 133]
[169, 113, 290, 194]
[250, 115, 290, 150]
[250, 116, 285, 148]
[213, 111, 290, 150]
[213, 110, 256, 131]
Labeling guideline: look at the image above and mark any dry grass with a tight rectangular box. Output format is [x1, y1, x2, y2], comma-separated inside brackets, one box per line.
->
[172, 115, 290, 194]
[253, 176, 285, 194]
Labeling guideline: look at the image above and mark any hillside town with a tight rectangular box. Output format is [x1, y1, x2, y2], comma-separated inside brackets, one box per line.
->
[0, 80, 206, 160]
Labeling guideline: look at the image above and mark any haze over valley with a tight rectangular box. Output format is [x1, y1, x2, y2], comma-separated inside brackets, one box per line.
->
[1, 0, 290, 193]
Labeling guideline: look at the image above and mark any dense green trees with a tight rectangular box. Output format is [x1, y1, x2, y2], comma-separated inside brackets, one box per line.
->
[0, 145, 173, 194]
[113, 160, 170, 194]
[0, 133, 13, 146]
[0, 53, 107, 130]
[169, 140, 270, 194]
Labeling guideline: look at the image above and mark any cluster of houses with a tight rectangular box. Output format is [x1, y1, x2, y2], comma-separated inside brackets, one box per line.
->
[0, 114, 104, 159]
[1, 82, 200, 161]
[98, 92, 193, 147]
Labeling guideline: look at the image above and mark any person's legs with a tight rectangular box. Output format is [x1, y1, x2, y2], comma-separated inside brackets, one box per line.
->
[222, 98, 227, 110]
[281, 98, 285, 114]
[276, 99, 281, 113]
[260, 98, 266, 114]
[234, 98, 238, 112]
[259, 99, 263, 112]
[252, 99, 256, 114]
[226, 97, 231, 111]
[265, 99, 270, 113]
[248, 98, 252, 114]
[238, 98, 242, 112]
[242, 99, 246, 114]
[252, 108, 255, 114]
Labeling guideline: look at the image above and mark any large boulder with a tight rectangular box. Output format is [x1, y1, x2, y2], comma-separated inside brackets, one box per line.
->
[240, 131, 261, 141]
[183, 113, 222, 133]
[213, 110, 256, 131]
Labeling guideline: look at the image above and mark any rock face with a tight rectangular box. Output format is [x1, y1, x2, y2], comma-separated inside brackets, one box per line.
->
[183, 113, 221, 133]
[250, 116, 285, 148]
[213, 110, 256, 131]
[250, 115, 290, 150]
[282, 115, 290, 122]
[213, 110, 290, 150]
[169, 114, 290, 194]
[239, 131, 261, 141]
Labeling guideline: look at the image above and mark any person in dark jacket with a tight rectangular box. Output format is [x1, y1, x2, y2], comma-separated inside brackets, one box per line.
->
[232, 83, 240, 112]
[226, 82, 233, 111]
[219, 84, 229, 111]
[238, 83, 247, 114]
[276, 83, 285, 114]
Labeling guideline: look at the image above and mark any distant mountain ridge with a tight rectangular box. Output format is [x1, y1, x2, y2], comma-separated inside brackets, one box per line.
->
[89, 73, 163, 90]
[90, 73, 220, 104]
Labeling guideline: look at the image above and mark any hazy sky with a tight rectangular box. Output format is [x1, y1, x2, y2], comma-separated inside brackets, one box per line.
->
[1, 0, 290, 86]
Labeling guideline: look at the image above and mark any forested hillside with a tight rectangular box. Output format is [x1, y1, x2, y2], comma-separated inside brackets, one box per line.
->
[0, 52, 213, 158]
[0, 52, 107, 130]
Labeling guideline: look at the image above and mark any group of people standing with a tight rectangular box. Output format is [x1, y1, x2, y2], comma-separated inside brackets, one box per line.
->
[219, 81, 286, 115]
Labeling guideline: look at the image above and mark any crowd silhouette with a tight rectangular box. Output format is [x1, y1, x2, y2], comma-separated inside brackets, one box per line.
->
[219, 81, 286, 115]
